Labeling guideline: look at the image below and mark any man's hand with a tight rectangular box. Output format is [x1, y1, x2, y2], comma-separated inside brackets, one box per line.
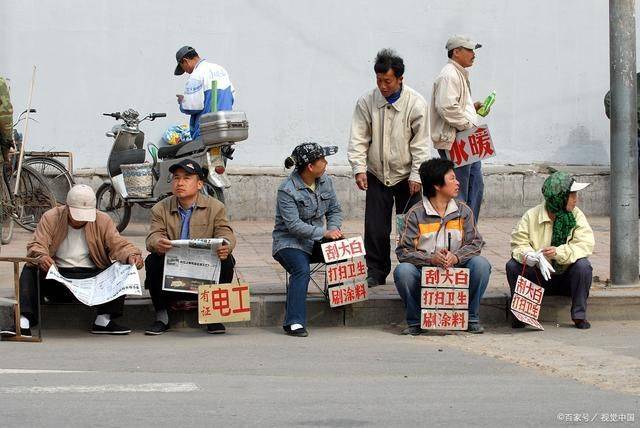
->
[474, 101, 482, 112]
[128, 254, 144, 270]
[38, 255, 55, 272]
[217, 244, 230, 261]
[355, 173, 368, 191]
[176, 94, 184, 104]
[323, 229, 343, 240]
[542, 246, 557, 260]
[156, 238, 173, 255]
[408, 180, 421, 195]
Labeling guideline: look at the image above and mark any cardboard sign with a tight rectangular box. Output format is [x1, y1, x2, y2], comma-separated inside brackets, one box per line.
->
[198, 284, 251, 324]
[421, 267, 470, 331]
[321, 236, 366, 263]
[329, 280, 368, 308]
[444, 125, 496, 168]
[421, 309, 468, 330]
[326, 257, 367, 286]
[421, 267, 470, 288]
[510, 275, 545, 330]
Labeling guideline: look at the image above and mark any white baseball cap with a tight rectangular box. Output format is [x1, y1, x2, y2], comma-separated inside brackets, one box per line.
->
[446, 35, 482, 51]
[67, 184, 97, 222]
[570, 181, 591, 192]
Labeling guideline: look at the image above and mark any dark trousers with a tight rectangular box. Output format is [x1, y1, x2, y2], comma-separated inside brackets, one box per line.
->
[145, 252, 235, 311]
[274, 242, 324, 327]
[19, 265, 125, 327]
[505, 258, 592, 320]
[364, 172, 420, 283]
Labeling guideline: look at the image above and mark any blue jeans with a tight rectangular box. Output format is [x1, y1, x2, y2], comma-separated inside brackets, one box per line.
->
[274, 248, 315, 327]
[393, 256, 491, 326]
[439, 150, 484, 221]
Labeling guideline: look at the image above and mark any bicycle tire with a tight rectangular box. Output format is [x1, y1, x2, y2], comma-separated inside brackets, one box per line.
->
[0, 168, 15, 244]
[23, 156, 74, 204]
[96, 182, 131, 232]
[10, 165, 57, 232]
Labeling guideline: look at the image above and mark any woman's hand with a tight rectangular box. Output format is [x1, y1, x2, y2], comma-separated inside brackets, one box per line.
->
[323, 229, 343, 240]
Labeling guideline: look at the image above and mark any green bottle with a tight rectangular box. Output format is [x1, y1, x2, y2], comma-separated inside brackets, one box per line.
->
[477, 90, 496, 117]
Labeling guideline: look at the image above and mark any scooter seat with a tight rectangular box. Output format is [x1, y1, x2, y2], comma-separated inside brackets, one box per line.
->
[157, 142, 186, 159]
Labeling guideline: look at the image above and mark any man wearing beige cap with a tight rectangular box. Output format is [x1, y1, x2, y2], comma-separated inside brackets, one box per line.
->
[2, 185, 143, 337]
[430, 35, 485, 222]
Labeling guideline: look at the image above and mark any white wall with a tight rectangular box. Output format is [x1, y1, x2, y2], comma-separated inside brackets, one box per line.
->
[1, 0, 638, 169]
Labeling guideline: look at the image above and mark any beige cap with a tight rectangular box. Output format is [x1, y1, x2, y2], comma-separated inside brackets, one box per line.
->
[570, 181, 590, 192]
[446, 35, 482, 51]
[67, 184, 97, 222]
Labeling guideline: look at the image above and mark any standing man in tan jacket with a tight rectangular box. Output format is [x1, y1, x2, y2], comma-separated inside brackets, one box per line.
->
[348, 49, 430, 287]
[430, 35, 484, 222]
[3, 185, 143, 337]
[144, 159, 236, 335]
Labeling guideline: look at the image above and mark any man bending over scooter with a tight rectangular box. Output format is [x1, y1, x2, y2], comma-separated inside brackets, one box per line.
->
[144, 159, 236, 335]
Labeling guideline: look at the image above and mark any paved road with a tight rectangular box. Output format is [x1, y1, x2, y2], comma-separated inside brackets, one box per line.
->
[1, 322, 639, 427]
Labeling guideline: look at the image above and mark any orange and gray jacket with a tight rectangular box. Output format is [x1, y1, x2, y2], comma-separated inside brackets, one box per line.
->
[396, 198, 484, 266]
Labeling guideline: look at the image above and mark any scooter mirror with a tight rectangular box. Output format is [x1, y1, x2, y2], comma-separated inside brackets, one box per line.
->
[105, 131, 115, 138]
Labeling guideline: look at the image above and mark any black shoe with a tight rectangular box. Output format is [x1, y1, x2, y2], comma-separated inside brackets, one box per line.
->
[401, 325, 422, 336]
[366, 277, 385, 288]
[511, 318, 526, 329]
[573, 319, 591, 330]
[206, 323, 226, 334]
[1, 326, 31, 338]
[91, 321, 131, 335]
[467, 322, 485, 334]
[145, 321, 169, 335]
[283, 325, 308, 337]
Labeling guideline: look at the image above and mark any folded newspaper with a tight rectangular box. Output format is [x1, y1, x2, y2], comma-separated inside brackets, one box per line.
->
[46, 262, 141, 306]
[162, 238, 228, 294]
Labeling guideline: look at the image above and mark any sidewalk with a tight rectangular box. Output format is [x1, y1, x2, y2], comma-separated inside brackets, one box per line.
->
[1, 217, 639, 329]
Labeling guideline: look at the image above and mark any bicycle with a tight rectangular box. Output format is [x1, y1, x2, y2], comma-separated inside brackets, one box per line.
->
[12, 109, 75, 204]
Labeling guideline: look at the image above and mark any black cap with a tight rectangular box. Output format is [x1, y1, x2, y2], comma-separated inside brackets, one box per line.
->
[289, 143, 338, 167]
[174, 46, 196, 75]
[169, 159, 208, 179]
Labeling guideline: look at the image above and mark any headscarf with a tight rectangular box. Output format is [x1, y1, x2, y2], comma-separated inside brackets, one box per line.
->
[541, 172, 577, 247]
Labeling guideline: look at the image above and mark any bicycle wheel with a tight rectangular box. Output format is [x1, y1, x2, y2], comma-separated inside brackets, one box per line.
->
[23, 157, 74, 204]
[10, 165, 57, 231]
[96, 182, 131, 232]
[0, 167, 15, 244]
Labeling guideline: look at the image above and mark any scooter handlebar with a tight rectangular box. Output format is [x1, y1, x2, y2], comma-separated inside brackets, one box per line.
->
[102, 112, 122, 119]
[150, 113, 166, 118]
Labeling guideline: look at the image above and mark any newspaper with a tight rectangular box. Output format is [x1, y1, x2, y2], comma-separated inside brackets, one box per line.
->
[46, 262, 141, 306]
[162, 238, 226, 294]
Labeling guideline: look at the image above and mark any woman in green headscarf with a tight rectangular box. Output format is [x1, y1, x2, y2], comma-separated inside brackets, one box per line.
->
[506, 172, 595, 330]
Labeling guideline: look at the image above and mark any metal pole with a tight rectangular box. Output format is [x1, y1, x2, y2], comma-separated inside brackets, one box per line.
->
[609, 0, 638, 286]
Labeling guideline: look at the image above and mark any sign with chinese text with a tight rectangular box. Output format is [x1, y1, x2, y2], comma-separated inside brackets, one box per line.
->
[326, 257, 367, 286]
[198, 283, 251, 324]
[421, 267, 470, 331]
[328, 280, 368, 308]
[444, 125, 496, 168]
[321, 236, 366, 263]
[510, 275, 545, 330]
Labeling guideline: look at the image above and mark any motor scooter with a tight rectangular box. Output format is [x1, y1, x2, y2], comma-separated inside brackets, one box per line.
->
[97, 108, 248, 231]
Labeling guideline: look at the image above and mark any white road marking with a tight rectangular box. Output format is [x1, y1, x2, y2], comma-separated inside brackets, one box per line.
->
[0, 382, 199, 394]
[0, 369, 89, 374]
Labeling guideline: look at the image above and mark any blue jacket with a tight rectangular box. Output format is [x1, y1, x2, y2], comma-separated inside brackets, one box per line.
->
[272, 171, 343, 256]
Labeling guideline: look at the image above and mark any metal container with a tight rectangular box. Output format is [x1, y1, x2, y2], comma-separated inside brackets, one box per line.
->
[199, 111, 249, 146]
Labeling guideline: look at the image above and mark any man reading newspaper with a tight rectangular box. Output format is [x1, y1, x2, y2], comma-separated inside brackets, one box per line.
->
[144, 159, 236, 336]
[1, 185, 143, 337]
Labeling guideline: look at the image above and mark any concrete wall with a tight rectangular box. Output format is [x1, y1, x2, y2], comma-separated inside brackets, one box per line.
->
[2, 0, 638, 169]
[75, 165, 611, 221]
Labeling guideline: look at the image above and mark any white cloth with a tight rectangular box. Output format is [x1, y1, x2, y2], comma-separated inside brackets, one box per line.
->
[54, 226, 96, 269]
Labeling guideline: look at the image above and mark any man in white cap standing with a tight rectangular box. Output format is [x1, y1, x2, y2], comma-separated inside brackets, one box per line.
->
[430, 35, 485, 222]
[507, 172, 595, 329]
[4, 185, 143, 337]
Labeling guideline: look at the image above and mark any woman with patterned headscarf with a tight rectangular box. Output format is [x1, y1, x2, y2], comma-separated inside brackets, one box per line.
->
[506, 171, 595, 329]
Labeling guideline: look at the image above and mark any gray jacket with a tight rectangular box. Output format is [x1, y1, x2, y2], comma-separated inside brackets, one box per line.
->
[272, 171, 343, 256]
